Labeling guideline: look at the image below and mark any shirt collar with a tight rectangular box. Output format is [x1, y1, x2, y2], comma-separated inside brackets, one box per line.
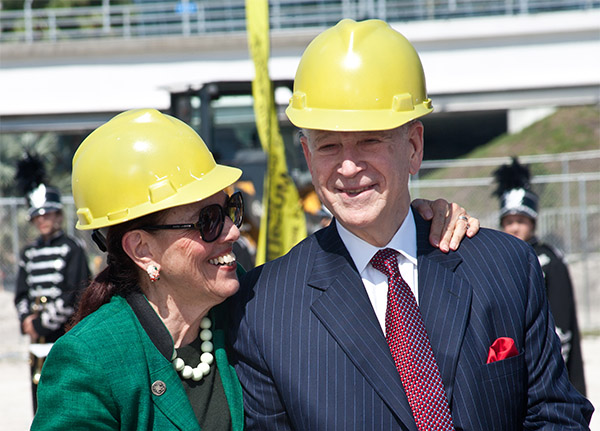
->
[337, 208, 418, 274]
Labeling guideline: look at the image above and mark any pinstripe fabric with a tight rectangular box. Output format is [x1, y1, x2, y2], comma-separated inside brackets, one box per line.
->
[230, 214, 593, 430]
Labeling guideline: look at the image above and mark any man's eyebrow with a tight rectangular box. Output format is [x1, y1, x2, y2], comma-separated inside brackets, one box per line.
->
[310, 130, 394, 146]
[311, 132, 335, 145]
[355, 132, 393, 142]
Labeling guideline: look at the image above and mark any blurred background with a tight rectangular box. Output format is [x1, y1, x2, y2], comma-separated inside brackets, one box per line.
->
[1, 0, 599, 428]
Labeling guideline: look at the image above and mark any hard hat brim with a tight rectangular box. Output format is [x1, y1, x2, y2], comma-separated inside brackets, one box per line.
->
[76, 164, 242, 230]
[286, 104, 433, 132]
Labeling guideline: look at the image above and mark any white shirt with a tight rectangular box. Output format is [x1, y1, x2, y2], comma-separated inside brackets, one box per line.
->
[337, 208, 419, 335]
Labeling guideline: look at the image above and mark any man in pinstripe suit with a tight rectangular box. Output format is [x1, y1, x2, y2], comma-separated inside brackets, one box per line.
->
[230, 19, 593, 430]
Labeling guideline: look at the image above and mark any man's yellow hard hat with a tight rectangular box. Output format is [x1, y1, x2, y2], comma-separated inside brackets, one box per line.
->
[72, 108, 241, 230]
[286, 19, 433, 131]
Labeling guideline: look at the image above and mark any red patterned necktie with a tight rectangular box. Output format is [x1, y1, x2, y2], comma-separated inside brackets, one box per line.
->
[371, 248, 454, 431]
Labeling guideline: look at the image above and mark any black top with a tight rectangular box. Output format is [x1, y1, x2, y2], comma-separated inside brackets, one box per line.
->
[126, 292, 232, 429]
[14, 230, 90, 342]
[529, 236, 586, 396]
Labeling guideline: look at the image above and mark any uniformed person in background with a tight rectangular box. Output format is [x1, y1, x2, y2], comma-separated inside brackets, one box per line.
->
[14, 153, 91, 412]
[493, 157, 586, 396]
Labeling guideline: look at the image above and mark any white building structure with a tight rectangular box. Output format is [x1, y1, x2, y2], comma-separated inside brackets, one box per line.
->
[1, 8, 599, 134]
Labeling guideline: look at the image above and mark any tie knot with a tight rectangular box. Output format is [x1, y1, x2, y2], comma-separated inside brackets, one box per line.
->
[370, 248, 400, 277]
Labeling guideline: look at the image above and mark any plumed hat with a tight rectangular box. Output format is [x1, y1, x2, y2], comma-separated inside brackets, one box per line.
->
[492, 157, 538, 220]
[15, 152, 63, 219]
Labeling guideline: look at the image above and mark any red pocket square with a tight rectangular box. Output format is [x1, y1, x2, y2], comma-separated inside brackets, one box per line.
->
[487, 337, 519, 364]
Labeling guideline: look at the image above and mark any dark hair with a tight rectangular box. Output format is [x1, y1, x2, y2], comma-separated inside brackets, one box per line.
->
[67, 210, 167, 330]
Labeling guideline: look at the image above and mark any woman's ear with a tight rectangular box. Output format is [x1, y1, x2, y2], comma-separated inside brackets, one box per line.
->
[122, 230, 155, 271]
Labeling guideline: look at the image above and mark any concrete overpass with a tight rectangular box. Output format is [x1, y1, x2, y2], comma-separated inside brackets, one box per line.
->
[0, 9, 599, 146]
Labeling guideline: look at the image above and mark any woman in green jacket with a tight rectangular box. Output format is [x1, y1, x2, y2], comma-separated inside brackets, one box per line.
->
[32, 109, 245, 430]
[31, 108, 477, 430]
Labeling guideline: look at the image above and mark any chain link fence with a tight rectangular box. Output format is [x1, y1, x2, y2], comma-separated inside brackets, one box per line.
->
[1, 150, 599, 330]
[412, 150, 600, 331]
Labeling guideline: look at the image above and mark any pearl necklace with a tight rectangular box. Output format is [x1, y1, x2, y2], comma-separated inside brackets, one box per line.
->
[171, 316, 214, 381]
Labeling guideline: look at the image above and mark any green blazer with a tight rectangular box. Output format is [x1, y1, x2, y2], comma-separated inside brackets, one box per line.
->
[31, 295, 243, 430]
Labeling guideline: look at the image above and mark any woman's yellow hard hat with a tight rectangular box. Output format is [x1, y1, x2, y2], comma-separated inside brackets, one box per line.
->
[72, 109, 241, 230]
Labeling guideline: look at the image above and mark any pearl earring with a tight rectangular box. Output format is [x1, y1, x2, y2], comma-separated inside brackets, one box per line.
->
[146, 265, 160, 282]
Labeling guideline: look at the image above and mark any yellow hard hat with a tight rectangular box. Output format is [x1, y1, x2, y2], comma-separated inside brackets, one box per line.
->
[286, 19, 433, 131]
[72, 108, 242, 230]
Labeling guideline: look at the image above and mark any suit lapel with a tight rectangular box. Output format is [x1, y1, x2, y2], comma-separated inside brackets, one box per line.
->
[147, 356, 200, 430]
[414, 214, 472, 404]
[309, 221, 418, 430]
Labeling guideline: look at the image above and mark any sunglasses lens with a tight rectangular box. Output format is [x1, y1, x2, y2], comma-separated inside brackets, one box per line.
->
[197, 193, 243, 242]
[227, 192, 244, 228]
[198, 205, 223, 242]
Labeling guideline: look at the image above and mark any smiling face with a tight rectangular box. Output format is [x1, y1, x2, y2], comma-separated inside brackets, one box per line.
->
[143, 191, 241, 306]
[301, 122, 424, 246]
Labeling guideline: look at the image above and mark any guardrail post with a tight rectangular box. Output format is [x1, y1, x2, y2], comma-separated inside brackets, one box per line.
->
[102, 0, 111, 34]
[562, 157, 572, 253]
[519, 0, 529, 14]
[24, 0, 34, 43]
[10, 200, 21, 281]
[342, 0, 354, 20]
[426, 0, 435, 20]
[377, 0, 387, 21]
[272, 0, 281, 30]
[180, 0, 191, 36]
[449, 0, 457, 13]
[48, 11, 56, 42]
[197, 3, 205, 34]
[577, 176, 591, 328]
[123, 8, 131, 38]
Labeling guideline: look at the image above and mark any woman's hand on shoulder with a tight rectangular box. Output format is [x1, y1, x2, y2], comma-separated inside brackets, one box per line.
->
[412, 198, 480, 253]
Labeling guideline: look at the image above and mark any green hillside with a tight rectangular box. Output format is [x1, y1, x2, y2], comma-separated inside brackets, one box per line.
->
[467, 105, 600, 158]
[414, 105, 600, 225]
[420, 105, 599, 181]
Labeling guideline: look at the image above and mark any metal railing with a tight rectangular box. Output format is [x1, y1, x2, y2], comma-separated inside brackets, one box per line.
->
[1, 0, 598, 44]
[409, 150, 600, 331]
[414, 150, 600, 251]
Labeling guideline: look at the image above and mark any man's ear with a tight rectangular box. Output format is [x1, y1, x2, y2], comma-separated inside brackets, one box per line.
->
[122, 230, 155, 271]
[407, 121, 424, 176]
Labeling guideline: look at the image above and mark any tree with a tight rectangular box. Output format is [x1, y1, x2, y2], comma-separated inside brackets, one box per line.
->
[0, 132, 75, 197]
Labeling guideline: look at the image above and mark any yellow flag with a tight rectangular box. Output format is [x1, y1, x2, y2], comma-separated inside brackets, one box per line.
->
[245, 0, 306, 265]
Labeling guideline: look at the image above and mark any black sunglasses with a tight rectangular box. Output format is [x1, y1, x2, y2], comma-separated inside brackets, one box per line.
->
[140, 192, 243, 243]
